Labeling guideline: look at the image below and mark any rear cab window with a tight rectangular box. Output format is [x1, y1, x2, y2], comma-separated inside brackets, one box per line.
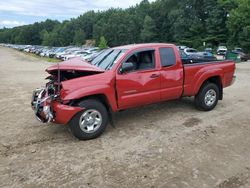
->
[159, 47, 176, 67]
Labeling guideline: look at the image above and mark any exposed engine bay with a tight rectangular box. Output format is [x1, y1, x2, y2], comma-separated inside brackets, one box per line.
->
[48, 70, 101, 82]
[31, 69, 102, 123]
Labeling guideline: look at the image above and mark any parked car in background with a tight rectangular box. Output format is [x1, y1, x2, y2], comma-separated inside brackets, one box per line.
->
[184, 48, 198, 55]
[196, 51, 215, 58]
[217, 46, 227, 55]
[63, 50, 90, 60]
[44, 47, 57, 57]
[23, 45, 32, 52]
[35, 46, 44, 55]
[177, 45, 187, 50]
[180, 50, 216, 64]
[54, 47, 67, 58]
[40, 47, 50, 57]
[56, 48, 80, 59]
[81, 50, 102, 61]
[233, 47, 243, 53]
[232, 47, 250, 62]
[1, 44, 101, 62]
[204, 48, 213, 53]
[86, 47, 100, 53]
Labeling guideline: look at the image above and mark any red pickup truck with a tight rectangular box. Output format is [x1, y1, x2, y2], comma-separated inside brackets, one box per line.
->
[31, 43, 235, 140]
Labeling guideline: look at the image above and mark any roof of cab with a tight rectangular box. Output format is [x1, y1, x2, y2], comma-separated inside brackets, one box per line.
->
[113, 43, 176, 50]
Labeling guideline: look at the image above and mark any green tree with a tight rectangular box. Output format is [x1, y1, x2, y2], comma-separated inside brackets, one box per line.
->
[42, 30, 61, 47]
[227, 0, 250, 51]
[204, 4, 228, 46]
[140, 15, 156, 42]
[0, 0, 244, 50]
[98, 36, 108, 49]
[73, 29, 86, 45]
[56, 20, 77, 46]
[239, 26, 250, 51]
[77, 11, 96, 39]
[41, 29, 50, 46]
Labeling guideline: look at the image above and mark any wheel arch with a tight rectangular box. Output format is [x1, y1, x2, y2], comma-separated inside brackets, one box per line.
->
[73, 94, 112, 112]
[198, 76, 223, 100]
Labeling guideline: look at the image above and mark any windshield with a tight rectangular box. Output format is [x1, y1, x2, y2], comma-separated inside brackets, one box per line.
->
[90, 49, 126, 70]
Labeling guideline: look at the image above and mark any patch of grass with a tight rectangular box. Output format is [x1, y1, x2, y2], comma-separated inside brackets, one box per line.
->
[26, 52, 61, 63]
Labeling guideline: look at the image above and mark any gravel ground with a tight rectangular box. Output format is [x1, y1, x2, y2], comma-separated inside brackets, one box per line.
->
[0, 46, 250, 188]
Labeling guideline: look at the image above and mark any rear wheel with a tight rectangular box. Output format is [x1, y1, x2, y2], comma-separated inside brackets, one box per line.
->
[195, 82, 219, 111]
[69, 99, 108, 140]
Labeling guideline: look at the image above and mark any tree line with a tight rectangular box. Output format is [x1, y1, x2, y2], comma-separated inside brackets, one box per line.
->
[0, 0, 249, 51]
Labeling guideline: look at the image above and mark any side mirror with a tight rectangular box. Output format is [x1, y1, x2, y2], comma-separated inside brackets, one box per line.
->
[120, 62, 134, 73]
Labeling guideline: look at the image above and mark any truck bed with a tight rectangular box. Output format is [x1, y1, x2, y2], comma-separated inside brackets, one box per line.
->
[182, 60, 235, 97]
[181, 58, 220, 65]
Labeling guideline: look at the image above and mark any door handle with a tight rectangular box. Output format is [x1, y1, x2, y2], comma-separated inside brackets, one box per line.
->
[150, 74, 160, 78]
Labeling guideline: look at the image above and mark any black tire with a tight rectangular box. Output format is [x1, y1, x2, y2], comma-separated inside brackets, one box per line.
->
[69, 99, 108, 140]
[194, 82, 219, 111]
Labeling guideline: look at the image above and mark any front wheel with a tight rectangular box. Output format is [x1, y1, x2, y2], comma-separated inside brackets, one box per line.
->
[69, 99, 108, 140]
[195, 83, 219, 111]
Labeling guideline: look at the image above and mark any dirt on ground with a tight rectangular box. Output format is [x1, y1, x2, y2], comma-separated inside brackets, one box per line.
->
[0, 46, 250, 188]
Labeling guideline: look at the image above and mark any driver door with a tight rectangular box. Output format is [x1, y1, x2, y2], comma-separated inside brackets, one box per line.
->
[116, 49, 161, 109]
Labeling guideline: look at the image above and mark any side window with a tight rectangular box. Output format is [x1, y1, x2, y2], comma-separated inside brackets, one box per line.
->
[159, 47, 176, 67]
[125, 50, 155, 72]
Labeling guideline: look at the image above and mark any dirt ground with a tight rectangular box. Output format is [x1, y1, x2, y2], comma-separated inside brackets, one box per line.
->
[0, 46, 250, 188]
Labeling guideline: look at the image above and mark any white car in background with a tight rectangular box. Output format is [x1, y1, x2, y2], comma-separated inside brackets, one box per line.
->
[57, 48, 80, 59]
[177, 46, 187, 50]
[217, 46, 227, 55]
[23, 45, 32, 52]
[81, 51, 99, 61]
[184, 48, 198, 55]
[63, 51, 91, 60]
[40, 48, 50, 57]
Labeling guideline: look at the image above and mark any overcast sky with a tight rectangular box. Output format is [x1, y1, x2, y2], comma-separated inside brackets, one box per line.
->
[0, 0, 155, 28]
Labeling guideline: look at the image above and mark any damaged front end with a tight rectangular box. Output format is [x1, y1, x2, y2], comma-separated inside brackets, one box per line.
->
[31, 58, 104, 124]
[31, 75, 60, 123]
[31, 81, 84, 124]
[31, 88, 56, 123]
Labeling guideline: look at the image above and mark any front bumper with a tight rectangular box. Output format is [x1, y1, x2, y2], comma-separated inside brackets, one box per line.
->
[51, 102, 83, 124]
[31, 88, 83, 125]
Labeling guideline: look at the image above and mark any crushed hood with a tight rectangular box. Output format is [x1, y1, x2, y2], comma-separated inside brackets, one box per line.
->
[46, 57, 104, 73]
